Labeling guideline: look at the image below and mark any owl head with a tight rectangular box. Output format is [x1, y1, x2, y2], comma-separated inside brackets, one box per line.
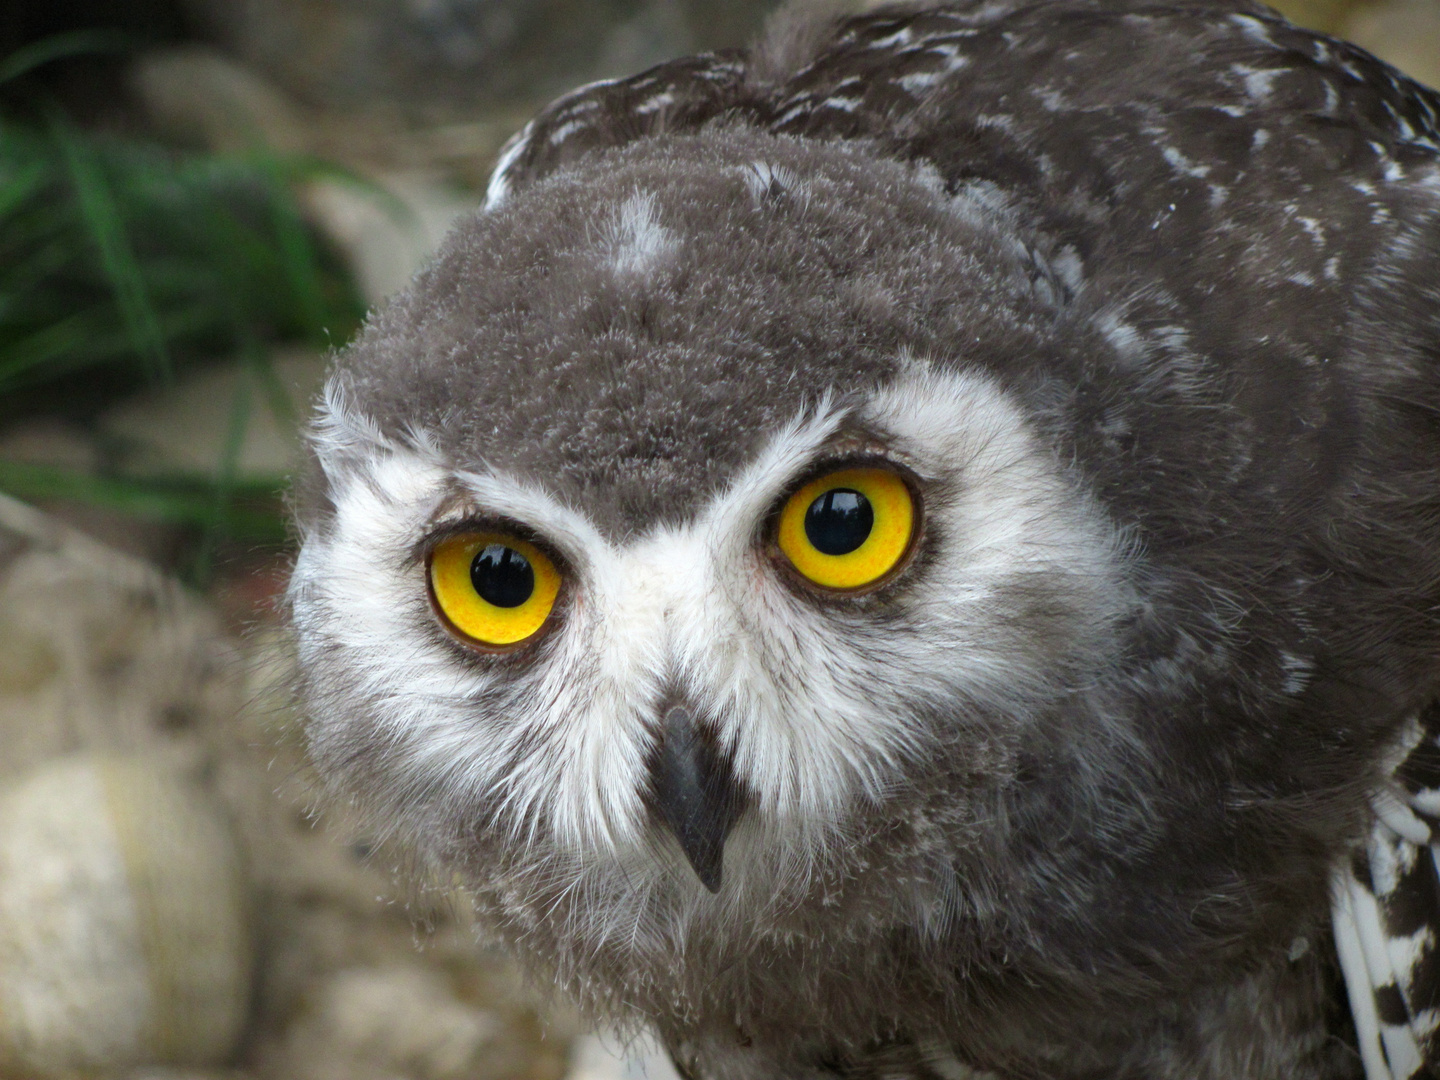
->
[289, 126, 1138, 1016]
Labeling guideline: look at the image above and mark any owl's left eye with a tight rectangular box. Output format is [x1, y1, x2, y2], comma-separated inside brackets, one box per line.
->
[428, 532, 561, 649]
[775, 466, 917, 591]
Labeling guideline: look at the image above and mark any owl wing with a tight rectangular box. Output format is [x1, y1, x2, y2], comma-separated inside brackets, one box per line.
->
[1333, 705, 1440, 1080]
[483, 1, 1440, 398]
[483, 50, 750, 208]
[485, 0, 1440, 205]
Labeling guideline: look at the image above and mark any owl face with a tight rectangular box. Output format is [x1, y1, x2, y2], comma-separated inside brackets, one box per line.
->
[290, 130, 1132, 959]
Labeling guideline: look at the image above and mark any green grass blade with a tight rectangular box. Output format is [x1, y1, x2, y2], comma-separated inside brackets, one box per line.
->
[250, 347, 301, 429]
[0, 156, 48, 221]
[0, 30, 130, 86]
[48, 114, 172, 381]
[251, 151, 329, 341]
[0, 302, 219, 390]
[0, 461, 288, 540]
[192, 349, 256, 578]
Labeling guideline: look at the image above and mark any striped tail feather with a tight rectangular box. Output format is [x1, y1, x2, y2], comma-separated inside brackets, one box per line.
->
[1333, 705, 1440, 1080]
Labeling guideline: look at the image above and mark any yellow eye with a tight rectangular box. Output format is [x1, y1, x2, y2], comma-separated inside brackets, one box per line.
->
[428, 532, 561, 648]
[776, 467, 916, 591]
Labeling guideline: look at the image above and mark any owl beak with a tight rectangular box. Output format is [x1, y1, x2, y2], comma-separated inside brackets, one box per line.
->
[650, 704, 743, 893]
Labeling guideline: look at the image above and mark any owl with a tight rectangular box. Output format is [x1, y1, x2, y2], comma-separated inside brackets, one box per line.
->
[287, 1, 1440, 1077]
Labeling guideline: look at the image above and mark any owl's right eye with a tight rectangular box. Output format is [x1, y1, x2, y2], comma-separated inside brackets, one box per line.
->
[428, 532, 561, 649]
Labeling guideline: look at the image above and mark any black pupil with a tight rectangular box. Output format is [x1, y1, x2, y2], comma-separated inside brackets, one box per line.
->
[470, 544, 535, 608]
[804, 488, 873, 556]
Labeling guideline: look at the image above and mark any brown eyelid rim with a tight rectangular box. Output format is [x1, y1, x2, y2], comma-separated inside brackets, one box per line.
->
[420, 519, 569, 658]
[764, 455, 927, 599]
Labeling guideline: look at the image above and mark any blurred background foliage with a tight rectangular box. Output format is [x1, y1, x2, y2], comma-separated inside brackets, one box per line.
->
[0, 113, 366, 542]
[0, 30, 366, 577]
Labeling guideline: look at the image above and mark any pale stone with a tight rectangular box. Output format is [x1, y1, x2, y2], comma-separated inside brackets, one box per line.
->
[592, 0, 695, 83]
[130, 46, 310, 155]
[176, 0, 678, 115]
[0, 443, 570, 1080]
[0, 418, 101, 472]
[0, 757, 250, 1073]
[318, 966, 500, 1079]
[98, 346, 329, 481]
[1265, 0, 1360, 34]
[0, 623, 58, 695]
[567, 1032, 682, 1080]
[0, 417, 187, 561]
[267, 962, 559, 1080]
[0, 494, 242, 782]
[303, 171, 476, 304]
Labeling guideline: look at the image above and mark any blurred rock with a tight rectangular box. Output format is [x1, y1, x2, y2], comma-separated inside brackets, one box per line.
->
[1265, 0, 1360, 34]
[181, 0, 612, 115]
[179, 0, 777, 118]
[15, 500, 188, 570]
[98, 347, 329, 482]
[1341, 0, 1440, 88]
[592, 0, 695, 83]
[0, 419, 189, 565]
[304, 172, 475, 304]
[130, 46, 310, 155]
[399, 115, 536, 190]
[0, 495, 568, 1080]
[0, 496, 236, 779]
[567, 1032, 681, 1080]
[0, 755, 250, 1074]
[0, 418, 101, 473]
[126, 44, 511, 292]
[0, 616, 58, 696]
[300, 965, 501, 1080]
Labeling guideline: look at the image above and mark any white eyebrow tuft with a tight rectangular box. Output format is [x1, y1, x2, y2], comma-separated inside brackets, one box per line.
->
[697, 395, 847, 556]
[452, 468, 612, 568]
